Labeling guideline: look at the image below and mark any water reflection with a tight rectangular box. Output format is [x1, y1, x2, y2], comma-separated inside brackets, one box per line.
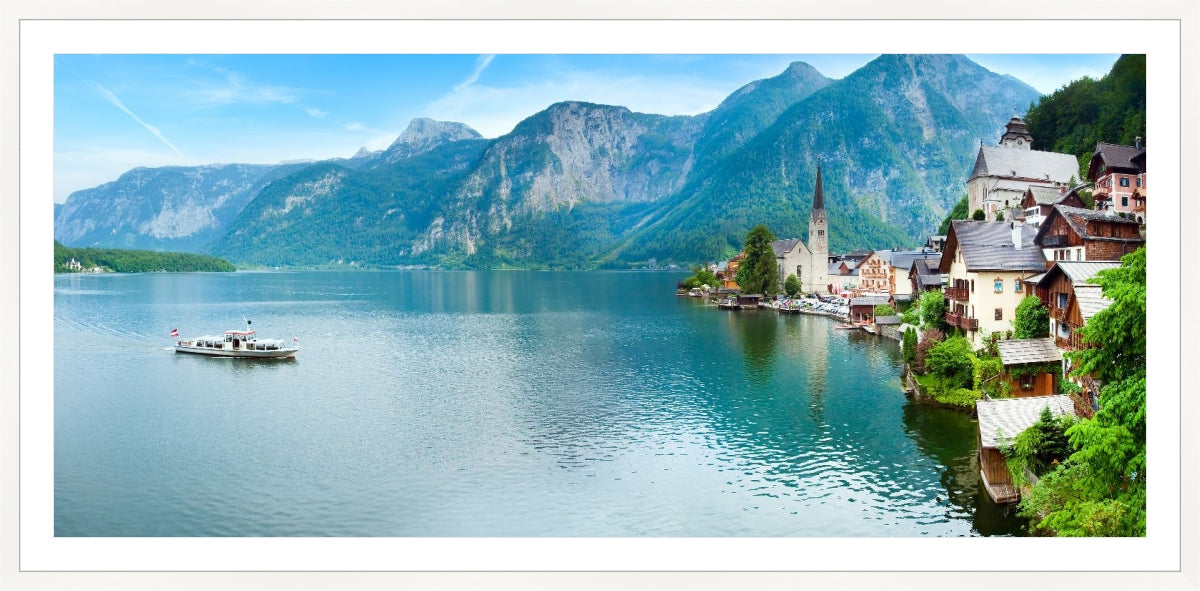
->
[899, 402, 1028, 536]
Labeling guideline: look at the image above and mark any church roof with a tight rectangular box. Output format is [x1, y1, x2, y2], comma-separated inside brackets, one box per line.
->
[771, 238, 805, 257]
[969, 145, 1079, 184]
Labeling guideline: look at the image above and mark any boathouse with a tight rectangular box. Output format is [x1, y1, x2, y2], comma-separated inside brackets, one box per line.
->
[976, 395, 1077, 504]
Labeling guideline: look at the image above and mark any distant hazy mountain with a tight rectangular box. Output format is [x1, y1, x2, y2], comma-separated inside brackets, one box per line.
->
[53, 163, 305, 252]
[56, 55, 1043, 268]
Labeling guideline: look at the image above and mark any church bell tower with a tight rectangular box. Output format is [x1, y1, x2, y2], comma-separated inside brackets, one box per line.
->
[807, 161, 830, 293]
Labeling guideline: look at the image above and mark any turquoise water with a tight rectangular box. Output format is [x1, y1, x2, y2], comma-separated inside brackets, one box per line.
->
[53, 270, 1025, 536]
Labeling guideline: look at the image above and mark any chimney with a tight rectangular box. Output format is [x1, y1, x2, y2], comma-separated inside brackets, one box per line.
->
[1135, 136, 1143, 150]
[1011, 221, 1023, 250]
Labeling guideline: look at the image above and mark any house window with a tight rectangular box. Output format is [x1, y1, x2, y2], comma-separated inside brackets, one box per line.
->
[1120, 177, 1130, 187]
[994, 278, 1003, 293]
[1137, 177, 1142, 187]
[1014, 280, 1022, 293]
[995, 308, 1003, 321]
[1121, 196, 1128, 207]
[971, 279, 975, 293]
[1057, 293, 1067, 309]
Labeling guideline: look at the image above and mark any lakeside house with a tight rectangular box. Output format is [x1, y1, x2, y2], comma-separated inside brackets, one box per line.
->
[976, 395, 1078, 504]
[939, 220, 1046, 348]
[996, 337, 1062, 397]
[967, 117, 1079, 222]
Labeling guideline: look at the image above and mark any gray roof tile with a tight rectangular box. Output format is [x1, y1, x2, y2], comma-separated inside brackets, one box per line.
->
[998, 338, 1062, 366]
[949, 220, 1047, 272]
[970, 146, 1080, 183]
[977, 395, 1077, 448]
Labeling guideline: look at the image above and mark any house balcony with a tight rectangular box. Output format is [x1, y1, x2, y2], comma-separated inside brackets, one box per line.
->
[944, 287, 969, 302]
[1056, 332, 1085, 351]
[1053, 307, 1070, 322]
[1042, 235, 1070, 248]
[945, 312, 979, 331]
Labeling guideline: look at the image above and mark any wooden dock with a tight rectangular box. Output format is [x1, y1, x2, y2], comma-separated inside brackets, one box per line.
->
[980, 470, 1020, 505]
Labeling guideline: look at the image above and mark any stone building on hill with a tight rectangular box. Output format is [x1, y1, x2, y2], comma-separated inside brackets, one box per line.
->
[967, 117, 1080, 222]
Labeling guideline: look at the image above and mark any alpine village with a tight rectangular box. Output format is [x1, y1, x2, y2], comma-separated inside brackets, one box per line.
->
[54, 54, 1149, 537]
[677, 70, 1147, 537]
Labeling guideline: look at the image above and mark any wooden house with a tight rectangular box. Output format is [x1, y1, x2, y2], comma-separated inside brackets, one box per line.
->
[976, 395, 1077, 504]
[1034, 204, 1144, 264]
[997, 338, 1062, 397]
[940, 220, 1047, 349]
[1034, 261, 1120, 416]
[848, 295, 890, 324]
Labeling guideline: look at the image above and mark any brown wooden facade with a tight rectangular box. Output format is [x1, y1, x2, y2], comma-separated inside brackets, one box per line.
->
[1037, 207, 1145, 263]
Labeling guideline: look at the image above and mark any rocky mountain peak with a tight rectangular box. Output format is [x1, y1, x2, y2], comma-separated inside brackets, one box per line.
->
[385, 118, 483, 162]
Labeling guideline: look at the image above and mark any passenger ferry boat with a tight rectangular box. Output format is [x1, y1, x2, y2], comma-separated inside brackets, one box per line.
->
[172, 318, 298, 359]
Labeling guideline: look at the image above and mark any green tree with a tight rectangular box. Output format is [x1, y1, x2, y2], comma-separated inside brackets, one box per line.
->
[1004, 407, 1076, 487]
[1019, 247, 1146, 536]
[783, 273, 801, 297]
[925, 336, 976, 391]
[972, 209, 986, 221]
[734, 225, 778, 295]
[902, 327, 918, 365]
[1014, 295, 1051, 339]
[873, 304, 895, 317]
[995, 211, 1005, 222]
[918, 290, 947, 331]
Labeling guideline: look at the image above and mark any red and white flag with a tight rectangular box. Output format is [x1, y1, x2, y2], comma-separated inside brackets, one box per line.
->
[170, 328, 179, 338]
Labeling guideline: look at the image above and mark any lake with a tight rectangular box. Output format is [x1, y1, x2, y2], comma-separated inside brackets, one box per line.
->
[53, 270, 1025, 536]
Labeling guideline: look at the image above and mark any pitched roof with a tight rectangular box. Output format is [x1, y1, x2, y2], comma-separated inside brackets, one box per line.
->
[912, 257, 944, 287]
[850, 295, 890, 307]
[890, 250, 941, 272]
[998, 338, 1063, 366]
[1090, 142, 1144, 175]
[970, 145, 1080, 184]
[1035, 205, 1145, 245]
[1026, 185, 1065, 206]
[945, 220, 1047, 272]
[1055, 261, 1122, 284]
[977, 395, 1077, 448]
[772, 238, 804, 257]
[875, 315, 901, 325]
[1074, 284, 1113, 321]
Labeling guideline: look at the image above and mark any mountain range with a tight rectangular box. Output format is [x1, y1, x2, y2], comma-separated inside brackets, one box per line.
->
[54, 54, 1043, 268]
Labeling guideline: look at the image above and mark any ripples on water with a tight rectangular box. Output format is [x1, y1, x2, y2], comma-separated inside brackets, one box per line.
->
[53, 271, 1025, 537]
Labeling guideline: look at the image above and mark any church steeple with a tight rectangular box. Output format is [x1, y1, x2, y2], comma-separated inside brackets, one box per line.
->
[813, 160, 825, 211]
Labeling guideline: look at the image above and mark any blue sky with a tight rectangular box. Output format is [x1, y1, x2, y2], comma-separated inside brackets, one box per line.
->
[53, 53, 1120, 203]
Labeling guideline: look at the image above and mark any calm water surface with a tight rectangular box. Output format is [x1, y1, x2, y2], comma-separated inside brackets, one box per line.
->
[54, 270, 1025, 536]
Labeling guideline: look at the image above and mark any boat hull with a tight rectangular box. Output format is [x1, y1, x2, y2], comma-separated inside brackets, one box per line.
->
[174, 345, 298, 359]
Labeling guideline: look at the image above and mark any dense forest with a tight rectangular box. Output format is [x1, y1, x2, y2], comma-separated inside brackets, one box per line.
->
[1023, 54, 1146, 178]
[54, 241, 236, 273]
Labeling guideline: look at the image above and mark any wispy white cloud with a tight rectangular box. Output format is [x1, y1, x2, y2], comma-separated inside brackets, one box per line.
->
[92, 84, 182, 156]
[344, 121, 366, 132]
[187, 68, 302, 107]
[454, 55, 496, 92]
[303, 106, 327, 118]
